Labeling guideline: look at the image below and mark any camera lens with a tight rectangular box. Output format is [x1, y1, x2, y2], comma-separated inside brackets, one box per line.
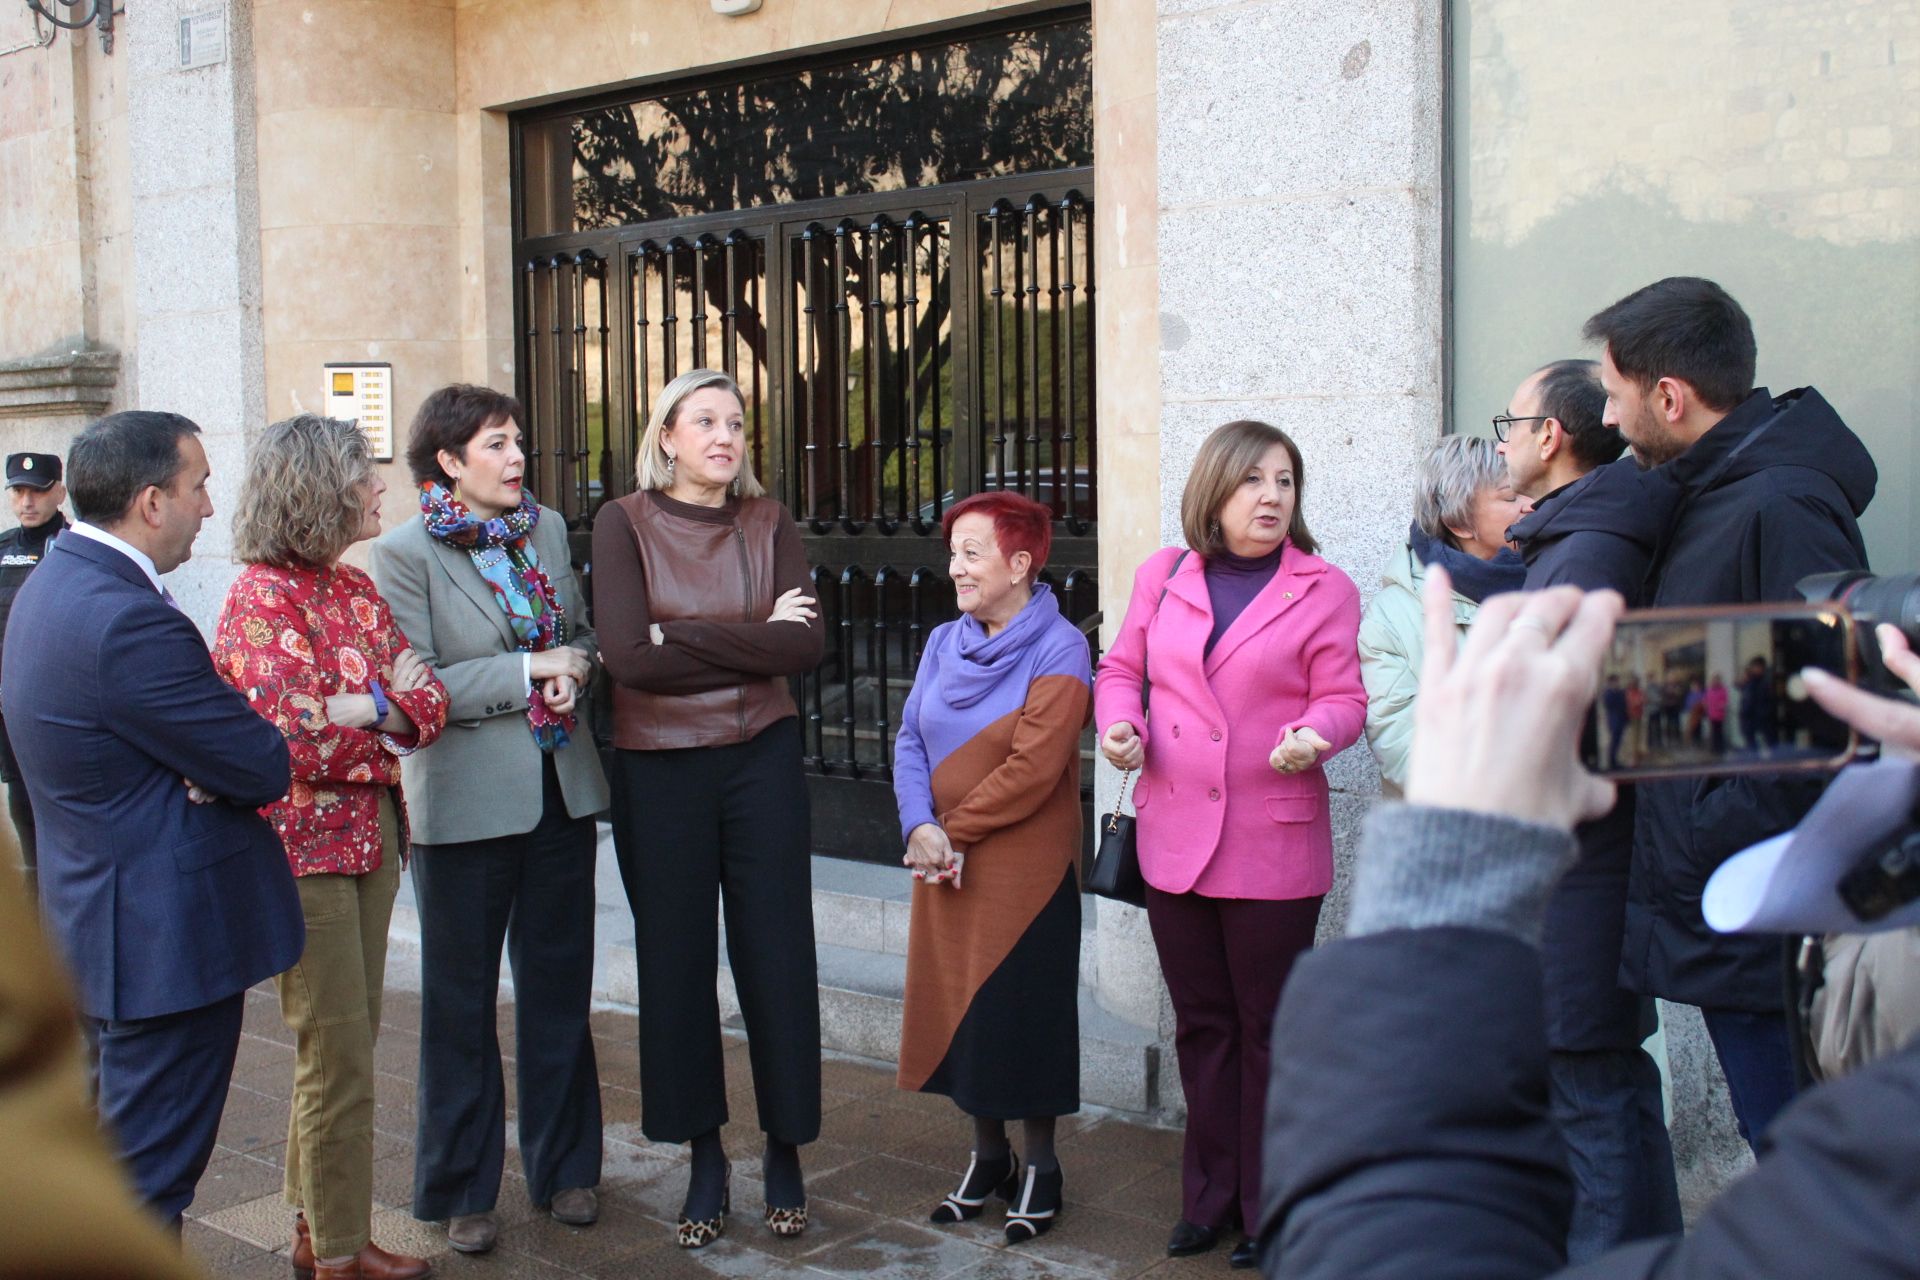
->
[1798, 571, 1920, 700]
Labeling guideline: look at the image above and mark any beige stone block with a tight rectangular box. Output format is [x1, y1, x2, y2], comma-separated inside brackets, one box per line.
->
[257, 108, 460, 230]
[1845, 124, 1895, 157]
[789, 0, 893, 47]
[0, 47, 54, 142]
[1093, 262, 1160, 439]
[1097, 429, 1163, 620]
[1095, 97, 1157, 271]
[459, 203, 516, 348]
[261, 223, 460, 345]
[877, 0, 1033, 29]
[253, 0, 456, 116]
[456, 0, 791, 112]
[262, 338, 464, 439]
[1094, 0, 1157, 115]
[458, 337, 517, 390]
[0, 240, 86, 357]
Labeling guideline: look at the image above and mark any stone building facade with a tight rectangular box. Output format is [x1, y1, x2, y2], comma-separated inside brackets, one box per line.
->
[2, 0, 1914, 1209]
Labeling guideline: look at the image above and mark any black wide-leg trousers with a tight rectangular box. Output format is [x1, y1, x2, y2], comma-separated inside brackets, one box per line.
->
[612, 716, 821, 1146]
[410, 758, 602, 1219]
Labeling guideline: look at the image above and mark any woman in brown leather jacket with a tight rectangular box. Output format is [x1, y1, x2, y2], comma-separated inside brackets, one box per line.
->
[592, 368, 825, 1250]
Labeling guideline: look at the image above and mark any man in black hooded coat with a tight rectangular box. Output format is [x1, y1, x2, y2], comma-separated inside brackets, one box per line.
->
[1585, 277, 1876, 1150]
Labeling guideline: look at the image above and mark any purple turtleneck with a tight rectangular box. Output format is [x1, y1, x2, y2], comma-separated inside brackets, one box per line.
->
[1205, 542, 1286, 655]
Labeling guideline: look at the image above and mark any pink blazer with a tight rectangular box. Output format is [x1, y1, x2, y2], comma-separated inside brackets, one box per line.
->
[1094, 543, 1366, 900]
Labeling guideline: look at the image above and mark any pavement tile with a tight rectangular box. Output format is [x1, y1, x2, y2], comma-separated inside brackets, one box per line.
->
[986, 1203, 1173, 1279]
[188, 999, 1186, 1278]
[1137, 1255, 1236, 1279]
[816, 1098, 945, 1153]
[370, 1149, 419, 1208]
[215, 1253, 302, 1279]
[497, 1197, 659, 1271]
[1087, 1162, 1183, 1223]
[602, 1083, 646, 1126]
[197, 1192, 298, 1250]
[820, 1056, 898, 1098]
[215, 1089, 291, 1156]
[183, 1219, 272, 1273]
[367, 1205, 455, 1258]
[1059, 1118, 1183, 1166]
[942, 1251, 1110, 1279]
[798, 1217, 1000, 1278]
[810, 1154, 958, 1220]
[193, 1153, 285, 1216]
[371, 1026, 422, 1078]
[1055, 1149, 1165, 1209]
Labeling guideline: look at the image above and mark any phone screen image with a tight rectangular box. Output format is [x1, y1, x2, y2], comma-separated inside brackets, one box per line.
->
[1584, 604, 1858, 780]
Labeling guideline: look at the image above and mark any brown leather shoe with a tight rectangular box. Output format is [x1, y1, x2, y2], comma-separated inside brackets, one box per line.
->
[292, 1213, 314, 1280]
[312, 1242, 433, 1280]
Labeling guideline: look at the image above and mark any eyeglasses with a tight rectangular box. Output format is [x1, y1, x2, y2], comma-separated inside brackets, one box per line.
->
[1491, 414, 1552, 443]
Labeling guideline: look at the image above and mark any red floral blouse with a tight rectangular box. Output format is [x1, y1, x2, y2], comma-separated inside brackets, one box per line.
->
[213, 562, 449, 877]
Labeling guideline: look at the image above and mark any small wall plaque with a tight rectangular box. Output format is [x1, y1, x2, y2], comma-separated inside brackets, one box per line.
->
[323, 363, 395, 462]
[178, 11, 226, 69]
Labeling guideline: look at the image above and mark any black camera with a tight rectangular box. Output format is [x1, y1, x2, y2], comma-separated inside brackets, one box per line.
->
[1798, 572, 1920, 701]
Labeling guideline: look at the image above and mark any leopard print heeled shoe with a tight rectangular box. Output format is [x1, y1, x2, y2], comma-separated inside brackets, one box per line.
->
[764, 1204, 809, 1238]
[676, 1162, 732, 1249]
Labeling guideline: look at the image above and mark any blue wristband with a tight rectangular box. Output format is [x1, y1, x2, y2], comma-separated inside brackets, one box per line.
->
[369, 679, 390, 723]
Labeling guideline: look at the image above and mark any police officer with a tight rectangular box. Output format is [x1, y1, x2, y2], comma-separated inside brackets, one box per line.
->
[0, 452, 67, 897]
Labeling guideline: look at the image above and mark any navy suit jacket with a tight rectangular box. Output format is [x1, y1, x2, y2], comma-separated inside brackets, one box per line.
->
[0, 534, 301, 1020]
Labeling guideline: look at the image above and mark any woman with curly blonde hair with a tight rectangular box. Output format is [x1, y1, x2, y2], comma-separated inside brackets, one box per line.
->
[213, 414, 448, 1280]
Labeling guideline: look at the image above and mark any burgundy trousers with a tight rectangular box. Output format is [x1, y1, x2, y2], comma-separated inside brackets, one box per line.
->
[1145, 886, 1323, 1232]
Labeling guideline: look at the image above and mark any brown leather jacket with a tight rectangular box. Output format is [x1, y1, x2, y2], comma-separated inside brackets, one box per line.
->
[594, 490, 822, 751]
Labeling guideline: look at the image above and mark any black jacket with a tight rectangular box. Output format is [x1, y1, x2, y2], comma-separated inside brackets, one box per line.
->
[1510, 461, 1670, 1050]
[1627, 387, 1875, 1010]
[0, 512, 64, 662]
[1259, 927, 1920, 1279]
[0, 512, 65, 781]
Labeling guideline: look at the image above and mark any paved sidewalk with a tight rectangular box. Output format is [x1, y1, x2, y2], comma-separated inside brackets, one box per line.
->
[183, 986, 1233, 1279]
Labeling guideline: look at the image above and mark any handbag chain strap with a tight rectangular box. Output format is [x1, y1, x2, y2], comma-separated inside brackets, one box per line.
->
[1104, 550, 1188, 834]
[1107, 768, 1134, 829]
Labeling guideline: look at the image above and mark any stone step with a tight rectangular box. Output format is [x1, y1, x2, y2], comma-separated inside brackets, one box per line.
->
[388, 828, 1159, 1114]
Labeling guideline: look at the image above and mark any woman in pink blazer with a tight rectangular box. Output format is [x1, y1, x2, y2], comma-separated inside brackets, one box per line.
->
[1094, 420, 1365, 1266]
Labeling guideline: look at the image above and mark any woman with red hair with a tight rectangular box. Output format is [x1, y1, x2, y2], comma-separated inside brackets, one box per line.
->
[893, 490, 1093, 1246]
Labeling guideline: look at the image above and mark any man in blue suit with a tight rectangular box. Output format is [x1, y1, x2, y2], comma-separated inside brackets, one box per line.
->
[2, 410, 302, 1230]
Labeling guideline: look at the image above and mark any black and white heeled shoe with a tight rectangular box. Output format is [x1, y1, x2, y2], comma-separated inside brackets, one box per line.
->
[930, 1149, 1021, 1224]
[1003, 1163, 1063, 1244]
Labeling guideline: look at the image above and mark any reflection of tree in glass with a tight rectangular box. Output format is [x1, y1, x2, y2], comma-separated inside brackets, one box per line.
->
[569, 22, 1092, 227]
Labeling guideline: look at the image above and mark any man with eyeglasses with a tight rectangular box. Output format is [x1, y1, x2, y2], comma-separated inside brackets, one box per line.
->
[1495, 359, 1683, 1263]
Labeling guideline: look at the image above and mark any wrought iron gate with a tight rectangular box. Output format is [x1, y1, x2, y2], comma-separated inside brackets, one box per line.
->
[511, 16, 1097, 861]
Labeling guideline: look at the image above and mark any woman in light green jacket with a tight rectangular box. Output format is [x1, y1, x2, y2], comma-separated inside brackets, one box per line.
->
[1359, 437, 1528, 794]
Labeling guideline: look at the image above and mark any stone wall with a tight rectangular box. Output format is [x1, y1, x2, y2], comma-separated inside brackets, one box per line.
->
[0, 5, 134, 457]
[1156, 0, 1446, 952]
[126, 0, 268, 628]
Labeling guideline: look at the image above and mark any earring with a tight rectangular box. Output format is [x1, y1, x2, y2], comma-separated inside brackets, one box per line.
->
[731, 476, 740, 497]
[1208, 519, 1221, 540]
[666, 454, 676, 477]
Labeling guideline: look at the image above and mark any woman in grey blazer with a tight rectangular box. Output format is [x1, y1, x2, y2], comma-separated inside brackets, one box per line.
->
[369, 383, 609, 1257]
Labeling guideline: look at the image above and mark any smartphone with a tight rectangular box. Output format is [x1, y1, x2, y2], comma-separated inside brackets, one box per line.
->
[1583, 603, 1860, 781]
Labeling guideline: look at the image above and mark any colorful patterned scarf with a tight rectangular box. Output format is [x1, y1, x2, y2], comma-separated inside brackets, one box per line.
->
[419, 482, 575, 751]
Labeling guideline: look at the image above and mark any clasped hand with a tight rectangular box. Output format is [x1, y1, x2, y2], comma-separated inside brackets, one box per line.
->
[323, 648, 433, 732]
[1099, 721, 1144, 772]
[903, 821, 964, 889]
[1270, 726, 1331, 774]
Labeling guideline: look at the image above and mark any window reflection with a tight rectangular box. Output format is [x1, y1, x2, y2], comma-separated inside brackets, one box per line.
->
[564, 20, 1092, 230]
